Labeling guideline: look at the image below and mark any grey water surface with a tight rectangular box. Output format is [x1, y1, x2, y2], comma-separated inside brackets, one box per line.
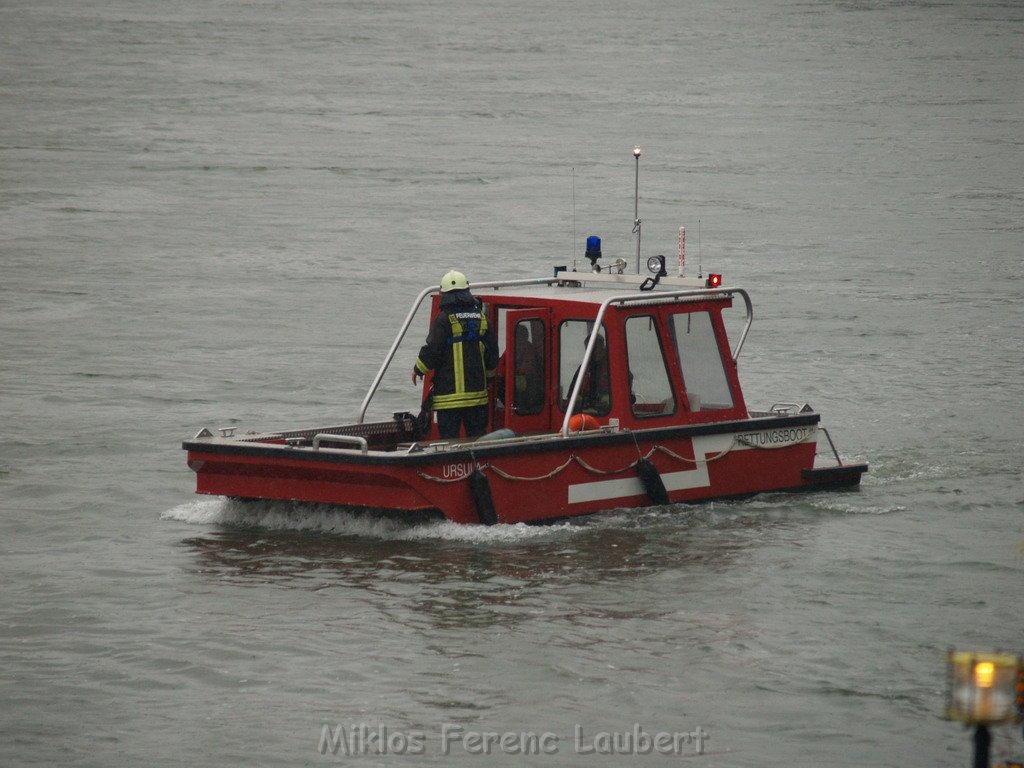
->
[1, 1, 1022, 766]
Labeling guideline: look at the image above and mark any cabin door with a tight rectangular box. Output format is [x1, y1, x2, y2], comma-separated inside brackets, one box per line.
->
[502, 309, 551, 434]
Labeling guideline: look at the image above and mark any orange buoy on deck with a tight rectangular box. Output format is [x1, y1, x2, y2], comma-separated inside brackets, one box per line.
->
[568, 413, 600, 432]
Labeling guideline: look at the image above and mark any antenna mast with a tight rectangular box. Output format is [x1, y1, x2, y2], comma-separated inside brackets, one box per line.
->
[632, 146, 642, 273]
[698, 218, 702, 278]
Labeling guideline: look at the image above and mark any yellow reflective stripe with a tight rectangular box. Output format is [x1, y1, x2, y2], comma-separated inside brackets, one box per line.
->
[448, 314, 466, 393]
[415, 358, 430, 374]
[452, 341, 465, 393]
[433, 392, 487, 407]
[432, 390, 488, 409]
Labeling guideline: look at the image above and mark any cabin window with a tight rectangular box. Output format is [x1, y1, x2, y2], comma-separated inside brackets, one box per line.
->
[558, 321, 610, 415]
[511, 318, 546, 416]
[669, 311, 734, 411]
[624, 315, 676, 417]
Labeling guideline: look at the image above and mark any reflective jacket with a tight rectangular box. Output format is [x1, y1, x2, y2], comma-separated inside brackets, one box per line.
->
[415, 293, 498, 411]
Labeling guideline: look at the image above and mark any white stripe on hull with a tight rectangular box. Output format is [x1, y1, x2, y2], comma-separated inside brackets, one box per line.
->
[566, 428, 815, 505]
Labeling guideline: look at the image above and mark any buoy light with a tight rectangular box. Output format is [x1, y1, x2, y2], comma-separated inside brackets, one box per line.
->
[706, 273, 722, 288]
[944, 650, 1022, 725]
[976, 661, 996, 689]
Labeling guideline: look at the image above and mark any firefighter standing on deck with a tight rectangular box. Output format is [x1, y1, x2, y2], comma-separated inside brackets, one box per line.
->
[413, 271, 498, 439]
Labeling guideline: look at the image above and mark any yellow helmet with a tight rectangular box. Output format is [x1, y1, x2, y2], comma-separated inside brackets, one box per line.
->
[440, 270, 469, 292]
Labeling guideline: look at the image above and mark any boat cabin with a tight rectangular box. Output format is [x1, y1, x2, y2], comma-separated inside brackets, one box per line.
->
[396, 271, 751, 441]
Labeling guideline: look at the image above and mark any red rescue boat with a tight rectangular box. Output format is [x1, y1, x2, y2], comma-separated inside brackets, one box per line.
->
[183, 265, 867, 525]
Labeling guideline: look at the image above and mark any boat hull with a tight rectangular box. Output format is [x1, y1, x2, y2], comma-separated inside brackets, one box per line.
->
[183, 413, 866, 524]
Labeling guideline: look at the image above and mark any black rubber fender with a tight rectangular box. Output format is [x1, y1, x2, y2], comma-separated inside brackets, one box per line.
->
[636, 458, 670, 505]
[468, 468, 498, 525]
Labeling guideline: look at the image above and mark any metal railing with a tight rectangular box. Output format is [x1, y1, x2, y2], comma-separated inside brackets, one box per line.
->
[312, 433, 369, 454]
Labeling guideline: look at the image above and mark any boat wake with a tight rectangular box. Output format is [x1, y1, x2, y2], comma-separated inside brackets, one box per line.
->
[160, 497, 582, 542]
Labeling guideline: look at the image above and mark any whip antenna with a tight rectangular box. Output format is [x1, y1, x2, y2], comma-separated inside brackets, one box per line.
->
[572, 167, 577, 271]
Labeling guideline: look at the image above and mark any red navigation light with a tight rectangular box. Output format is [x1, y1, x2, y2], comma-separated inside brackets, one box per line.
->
[706, 273, 722, 288]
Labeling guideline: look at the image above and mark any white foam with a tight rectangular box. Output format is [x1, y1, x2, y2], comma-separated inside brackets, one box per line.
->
[401, 519, 579, 543]
[161, 497, 581, 543]
[806, 496, 906, 516]
[160, 498, 229, 525]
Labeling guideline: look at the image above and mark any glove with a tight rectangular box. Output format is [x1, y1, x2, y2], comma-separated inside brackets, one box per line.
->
[412, 369, 423, 384]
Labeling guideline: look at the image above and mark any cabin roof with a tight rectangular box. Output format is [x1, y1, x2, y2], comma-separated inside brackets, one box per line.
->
[470, 272, 732, 309]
